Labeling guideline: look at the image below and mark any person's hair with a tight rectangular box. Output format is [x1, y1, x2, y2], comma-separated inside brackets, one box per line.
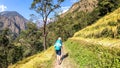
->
[58, 37, 62, 40]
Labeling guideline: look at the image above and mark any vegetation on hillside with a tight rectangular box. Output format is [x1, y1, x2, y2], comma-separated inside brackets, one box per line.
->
[31, 0, 65, 50]
[15, 22, 43, 56]
[97, 0, 120, 16]
[8, 46, 54, 68]
[0, 22, 43, 68]
[66, 3, 120, 68]
[46, 0, 120, 46]
[65, 39, 120, 68]
[74, 7, 120, 39]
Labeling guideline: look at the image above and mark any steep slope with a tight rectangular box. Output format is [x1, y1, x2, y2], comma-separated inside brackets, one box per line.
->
[63, 8, 120, 68]
[47, 0, 100, 44]
[8, 46, 54, 68]
[0, 11, 27, 35]
[74, 7, 120, 38]
[73, 7, 120, 48]
[64, 38, 120, 68]
[47, 0, 120, 45]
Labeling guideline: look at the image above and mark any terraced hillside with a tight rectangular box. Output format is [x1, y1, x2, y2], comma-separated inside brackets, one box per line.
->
[73, 7, 120, 48]
[64, 7, 120, 68]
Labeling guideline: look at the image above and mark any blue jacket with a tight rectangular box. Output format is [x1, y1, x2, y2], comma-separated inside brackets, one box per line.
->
[54, 39, 62, 50]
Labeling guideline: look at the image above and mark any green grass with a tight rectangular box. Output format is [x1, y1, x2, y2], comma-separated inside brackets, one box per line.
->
[65, 7, 120, 68]
[65, 39, 120, 68]
[72, 7, 120, 49]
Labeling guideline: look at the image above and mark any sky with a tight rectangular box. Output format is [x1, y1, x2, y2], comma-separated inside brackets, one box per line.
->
[0, 0, 79, 20]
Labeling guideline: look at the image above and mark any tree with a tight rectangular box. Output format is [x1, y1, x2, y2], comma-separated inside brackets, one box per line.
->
[98, 0, 120, 16]
[31, 0, 64, 50]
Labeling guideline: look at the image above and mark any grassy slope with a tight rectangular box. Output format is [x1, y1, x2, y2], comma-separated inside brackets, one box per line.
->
[65, 39, 120, 68]
[73, 7, 120, 48]
[64, 8, 120, 68]
[74, 8, 120, 38]
[8, 46, 55, 68]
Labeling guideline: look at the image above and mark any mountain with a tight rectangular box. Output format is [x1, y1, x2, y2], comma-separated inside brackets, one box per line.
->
[47, 0, 99, 42]
[47, 0, 120, 43]
[61, 0, 98, 17]
[0, 11, 28, 35]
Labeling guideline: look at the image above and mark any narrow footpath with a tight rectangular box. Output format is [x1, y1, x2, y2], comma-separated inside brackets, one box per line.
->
[53, 45, 77, 68]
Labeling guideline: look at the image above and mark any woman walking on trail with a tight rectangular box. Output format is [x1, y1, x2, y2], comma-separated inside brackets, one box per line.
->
[54, 37, 63, 65]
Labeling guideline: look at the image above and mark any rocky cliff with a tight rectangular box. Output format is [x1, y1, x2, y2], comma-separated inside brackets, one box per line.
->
[61, 0, 98, 17]
[0, 11, 28, 35]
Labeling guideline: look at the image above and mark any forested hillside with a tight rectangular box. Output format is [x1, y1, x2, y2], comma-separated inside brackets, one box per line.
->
[46, 0, 120, 46]
[0, 22, 44, 68]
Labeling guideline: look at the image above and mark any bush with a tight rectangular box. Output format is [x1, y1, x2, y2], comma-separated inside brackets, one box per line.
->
[100, 28, 114, 38]
[108, 21, 118, 26]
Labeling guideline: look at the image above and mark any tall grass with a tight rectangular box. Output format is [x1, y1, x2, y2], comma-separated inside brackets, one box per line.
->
[74, 8, 120, 39]
[65, 39, 120, 68]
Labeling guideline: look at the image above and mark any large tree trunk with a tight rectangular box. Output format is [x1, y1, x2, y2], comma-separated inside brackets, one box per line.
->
[43, 20, 47, 50]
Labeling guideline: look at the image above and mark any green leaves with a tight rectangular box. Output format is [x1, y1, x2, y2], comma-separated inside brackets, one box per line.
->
[31, 0, 64, 15]
[98, 0, 120, 16]
[31, 0, 65, 50]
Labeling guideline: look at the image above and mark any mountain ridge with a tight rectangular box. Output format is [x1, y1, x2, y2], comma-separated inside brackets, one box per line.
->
[61, 0, 98, 17]
[0, 11, 28, 35]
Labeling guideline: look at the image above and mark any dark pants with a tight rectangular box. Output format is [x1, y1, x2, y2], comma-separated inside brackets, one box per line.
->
[55, 49, 61, 56]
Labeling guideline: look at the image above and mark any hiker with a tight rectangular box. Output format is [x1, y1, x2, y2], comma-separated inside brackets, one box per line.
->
[54, 37, 63, 65]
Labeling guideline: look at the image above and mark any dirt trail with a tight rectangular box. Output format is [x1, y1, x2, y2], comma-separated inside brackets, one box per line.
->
[53, 46, 77, 68]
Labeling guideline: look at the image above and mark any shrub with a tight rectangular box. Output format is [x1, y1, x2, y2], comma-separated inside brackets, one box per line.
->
[108, 21, 118, 26]
[101, 28, 114, 38]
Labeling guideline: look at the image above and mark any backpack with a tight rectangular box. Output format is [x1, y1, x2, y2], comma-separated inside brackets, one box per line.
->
[54, 40, 62, 50]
